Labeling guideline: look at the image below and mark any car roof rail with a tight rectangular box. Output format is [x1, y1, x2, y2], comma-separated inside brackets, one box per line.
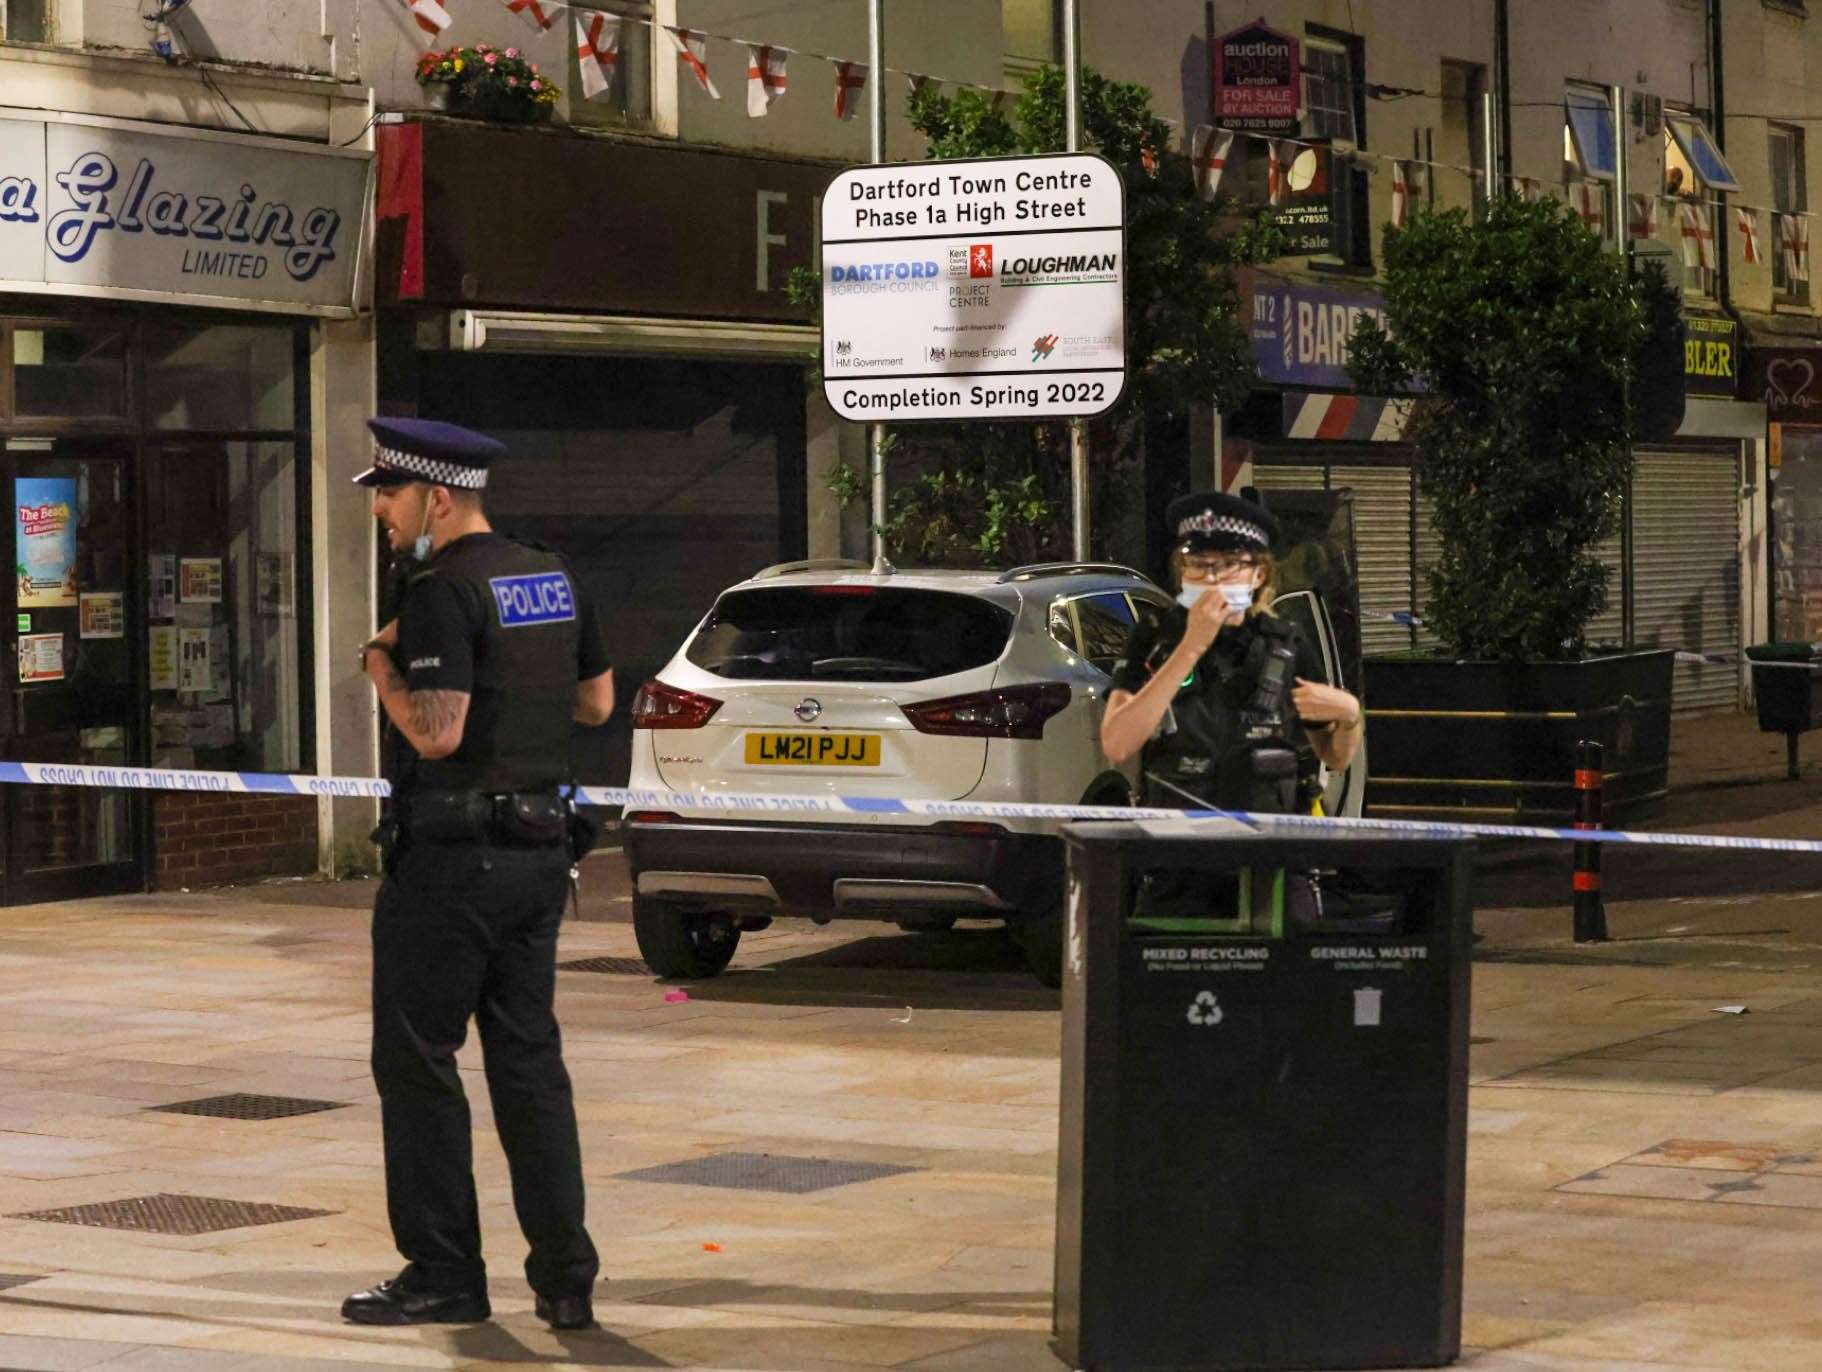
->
[750, 558, 874, 580]
[995, 561, 1149, 584]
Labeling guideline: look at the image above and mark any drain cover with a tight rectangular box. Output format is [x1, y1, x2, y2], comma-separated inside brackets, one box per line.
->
[146, 1093, 347, 1121]
[9, 1194, 334, 1235]
[0, 1274, 44, 1291]
[613, 1151, 920, 1194]
[559, 956, 652, 976]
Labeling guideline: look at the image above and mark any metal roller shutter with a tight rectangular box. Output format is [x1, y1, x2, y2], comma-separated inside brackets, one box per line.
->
[1331, 465, 1417, 656]
[1413, 482, 1623, 655]
[1632, 445, 1743, 714]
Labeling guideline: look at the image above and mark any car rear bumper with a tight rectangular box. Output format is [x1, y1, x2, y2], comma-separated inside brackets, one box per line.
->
[625, 818, 1062, 920]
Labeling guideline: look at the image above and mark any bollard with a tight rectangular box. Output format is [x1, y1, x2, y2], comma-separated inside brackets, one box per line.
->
[1573, 739, 1608, 942]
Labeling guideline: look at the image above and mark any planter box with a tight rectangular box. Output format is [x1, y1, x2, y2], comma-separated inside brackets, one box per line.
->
[1363, 650, 1674, 825]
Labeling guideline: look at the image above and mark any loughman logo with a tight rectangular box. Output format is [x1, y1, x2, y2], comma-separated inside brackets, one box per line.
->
[1031, 334, 1059, 361]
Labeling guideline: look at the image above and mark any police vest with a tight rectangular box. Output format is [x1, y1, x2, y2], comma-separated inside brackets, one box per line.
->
[402, 534, 581, 796]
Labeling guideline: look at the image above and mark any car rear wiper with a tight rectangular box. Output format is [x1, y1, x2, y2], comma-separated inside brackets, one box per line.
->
[811, 656, 926, 679]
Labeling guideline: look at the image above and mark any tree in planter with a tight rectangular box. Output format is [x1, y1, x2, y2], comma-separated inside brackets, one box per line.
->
[792, 68, 1282, 566]
[1348, 195, 1652, 660]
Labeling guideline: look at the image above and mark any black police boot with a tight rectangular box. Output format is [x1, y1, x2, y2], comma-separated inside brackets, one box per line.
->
[342, 1277, 490, 1325]
[535, 1292, 595, 1330]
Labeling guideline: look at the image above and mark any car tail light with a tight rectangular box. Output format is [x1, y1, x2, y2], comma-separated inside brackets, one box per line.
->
[626, 810, 681, 824]
[813, 584, 876, 596]
[932, 820, 1008, 838]
[902, 683, 1070, 740]
[631, 680, 722, 729]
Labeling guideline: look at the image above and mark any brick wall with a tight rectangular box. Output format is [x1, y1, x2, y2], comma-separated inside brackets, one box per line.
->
[153, 793, 318, 889]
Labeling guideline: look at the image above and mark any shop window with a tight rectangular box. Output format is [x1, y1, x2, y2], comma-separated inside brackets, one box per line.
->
[1563, 83, 1616, 244]
[1, 0, 51, 43]
[1302, 34, 1358, 147]
[145, 323, 296, 432]
[566, 1, 653, 129]
[10, 325, 128, 420]
[1771, 123, 1809, 304]
[145, 442, 302, 772]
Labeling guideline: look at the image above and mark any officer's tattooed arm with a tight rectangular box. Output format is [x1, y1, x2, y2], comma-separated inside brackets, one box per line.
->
[364, 649, 471, 760]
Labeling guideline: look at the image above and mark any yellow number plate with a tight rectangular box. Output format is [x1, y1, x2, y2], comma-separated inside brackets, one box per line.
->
[744, 733, 880, 766]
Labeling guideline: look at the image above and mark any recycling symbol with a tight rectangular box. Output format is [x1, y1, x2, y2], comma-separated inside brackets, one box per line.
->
[1187, 990, 1224, 1027]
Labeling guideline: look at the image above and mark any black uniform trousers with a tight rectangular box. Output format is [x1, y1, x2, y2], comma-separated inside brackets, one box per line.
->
[371, 836, 599, 1298]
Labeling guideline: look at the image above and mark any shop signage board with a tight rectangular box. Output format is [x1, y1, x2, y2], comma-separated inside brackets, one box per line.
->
[820, 154, 1126, 422]
[1246, 274, 1392, 390]
[1683, 313, 1739, 399]
[1749, 345, 1822, 422]
[1213, 19, 1301, 134]
[0, 112, 369, 316]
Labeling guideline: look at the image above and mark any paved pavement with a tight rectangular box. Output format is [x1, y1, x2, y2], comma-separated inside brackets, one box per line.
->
[4, 709, 1822, 1370]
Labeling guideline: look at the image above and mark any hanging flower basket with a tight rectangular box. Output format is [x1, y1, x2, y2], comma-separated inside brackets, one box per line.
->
[416, 43, 559, 123]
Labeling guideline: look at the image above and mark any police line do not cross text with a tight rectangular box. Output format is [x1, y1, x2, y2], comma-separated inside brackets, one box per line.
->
[820, 153, 1128, 424]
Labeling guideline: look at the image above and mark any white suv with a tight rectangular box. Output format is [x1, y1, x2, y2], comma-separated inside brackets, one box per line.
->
[622, 560, 1175, 984]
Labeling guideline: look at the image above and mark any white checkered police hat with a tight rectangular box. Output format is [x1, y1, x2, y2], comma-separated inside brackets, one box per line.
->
[354, 417, 504, 490]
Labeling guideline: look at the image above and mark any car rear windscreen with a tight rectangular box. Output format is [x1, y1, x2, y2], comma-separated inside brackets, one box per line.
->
[686, 587, 1014, 682]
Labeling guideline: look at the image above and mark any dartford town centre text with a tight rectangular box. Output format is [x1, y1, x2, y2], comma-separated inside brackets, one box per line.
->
[846, 168, 1100, 230]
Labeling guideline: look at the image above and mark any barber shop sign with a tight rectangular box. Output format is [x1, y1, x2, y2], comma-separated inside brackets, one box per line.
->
[0, 112, 369, 314]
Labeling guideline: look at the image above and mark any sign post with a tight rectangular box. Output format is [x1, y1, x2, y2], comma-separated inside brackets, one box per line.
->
[819, 154, 1126, 424]
[866, 0, 889, 572]
[1063, 0, 1091, 559]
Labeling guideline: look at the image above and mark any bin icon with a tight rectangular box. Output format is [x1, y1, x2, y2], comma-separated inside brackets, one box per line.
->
[1746, 642, 1822, 779]
[1052, 822, 1474, 1371]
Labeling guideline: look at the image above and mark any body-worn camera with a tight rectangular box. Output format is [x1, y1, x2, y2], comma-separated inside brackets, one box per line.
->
[1214, 616, 1304, 814]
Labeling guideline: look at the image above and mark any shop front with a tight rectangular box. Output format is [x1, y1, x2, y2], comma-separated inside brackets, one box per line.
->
[1748, 333, 1822, 645]
[0, 111, 368, 900]
[373, 119, 827, 791]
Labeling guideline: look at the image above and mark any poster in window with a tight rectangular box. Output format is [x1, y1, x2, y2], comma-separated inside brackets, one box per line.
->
[79, 591, 125, 640]
[256, 550, 294, 618]
[180, 557, 223, 604]
[148, 553, 177, 620]
[15, 477, 79, 609]
[207, 625, 231, 701]
[18, 632, 65, 683]
[178, 627, 210, 693]
[149, 625, 178, 690]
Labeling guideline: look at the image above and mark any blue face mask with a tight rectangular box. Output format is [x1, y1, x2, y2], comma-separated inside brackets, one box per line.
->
[411, 496, 435, 562]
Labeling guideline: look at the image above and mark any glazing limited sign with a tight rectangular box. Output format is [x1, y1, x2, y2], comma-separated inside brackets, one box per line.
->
[0, 113, 369, 314]
[819, 153, 1126, 422]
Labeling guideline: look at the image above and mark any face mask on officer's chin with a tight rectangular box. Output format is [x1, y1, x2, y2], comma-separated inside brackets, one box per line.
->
[411, 491, 437, 562]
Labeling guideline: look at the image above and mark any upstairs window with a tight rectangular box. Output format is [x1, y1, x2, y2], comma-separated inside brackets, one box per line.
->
[1, 0, 51, 42]
[1302, 35, 1357, 146]
[1771, 123, 1808, 302]
[1664, 113, 1740, 195]
[1564, 84, 1617, 182]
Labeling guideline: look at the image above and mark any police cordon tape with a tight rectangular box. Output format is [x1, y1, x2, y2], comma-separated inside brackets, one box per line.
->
[8, 757, 1822, 858]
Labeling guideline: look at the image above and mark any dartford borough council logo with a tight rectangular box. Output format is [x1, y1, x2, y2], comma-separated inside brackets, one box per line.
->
[1031, 333, 1059, 362]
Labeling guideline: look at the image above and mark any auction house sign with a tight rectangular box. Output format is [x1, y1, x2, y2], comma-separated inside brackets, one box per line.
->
[819, 153, 1125, 422]
[1214, 18, 1300, 133]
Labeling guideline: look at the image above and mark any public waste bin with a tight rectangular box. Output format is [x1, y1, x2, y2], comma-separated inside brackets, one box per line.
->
[1746, 642, 1822, 779]
[1052, 820, 1474, 1372]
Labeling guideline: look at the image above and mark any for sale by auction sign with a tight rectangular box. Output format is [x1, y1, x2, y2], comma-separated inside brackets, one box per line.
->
[1213, 19, 1301, 134]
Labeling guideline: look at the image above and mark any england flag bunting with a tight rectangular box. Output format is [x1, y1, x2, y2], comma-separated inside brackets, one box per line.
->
[1267, 140, 1295, 206]
[1679, 201, 1717, 271]
[1737, 206, 1763, 265]
[833, 60, 866, 120]
[503, 0, 555, 32]
[404, 0, 450, 42]
[1627, 193, 1659, 240]
[1574, 180, 1604, 235]
[667, 27, 720, 99]
[1783, 213, 1811, 282]
[576, 12, 620, 101]
[905, 73, 936, 99]
[746, 44, 788, 117]
[1190, 126, 1234, 201]
[1514, 176, 1542, 203]
[1391, 160, 1426, 228]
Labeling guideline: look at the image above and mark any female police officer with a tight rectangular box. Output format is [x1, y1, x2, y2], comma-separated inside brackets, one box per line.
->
[1099, 491, 1361, 922]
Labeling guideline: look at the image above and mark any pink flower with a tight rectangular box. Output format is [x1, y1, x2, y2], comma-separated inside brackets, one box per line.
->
[530, 79, 542, 91]
[477, 42, 491, 51]
[506, 75, 518, 86]
[484, 52, 498, 65]
[506, 47, 519, 58]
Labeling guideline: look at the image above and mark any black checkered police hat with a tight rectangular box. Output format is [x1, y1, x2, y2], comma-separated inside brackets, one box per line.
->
[1165, 490, 1279, 555]
[354, 417, 504, 490]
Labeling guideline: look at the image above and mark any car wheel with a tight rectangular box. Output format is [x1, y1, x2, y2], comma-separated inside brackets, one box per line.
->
[633, 896, 741, 979]
[1019, 900, 1064, 988]
[895, 914, 959, 933]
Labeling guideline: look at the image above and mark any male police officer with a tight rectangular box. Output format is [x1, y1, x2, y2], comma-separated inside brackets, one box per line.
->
[343, 418, 614, 1331]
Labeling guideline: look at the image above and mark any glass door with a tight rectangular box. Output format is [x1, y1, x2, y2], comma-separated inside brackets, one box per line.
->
[0, 438, 143, 902]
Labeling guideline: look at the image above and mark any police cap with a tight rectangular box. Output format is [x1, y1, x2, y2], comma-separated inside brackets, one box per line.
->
[354, 417, 504, 490]
[1165, 490, 1279, 554]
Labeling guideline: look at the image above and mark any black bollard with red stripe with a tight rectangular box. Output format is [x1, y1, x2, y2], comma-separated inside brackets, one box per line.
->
[1573, 739, 1608, 943]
